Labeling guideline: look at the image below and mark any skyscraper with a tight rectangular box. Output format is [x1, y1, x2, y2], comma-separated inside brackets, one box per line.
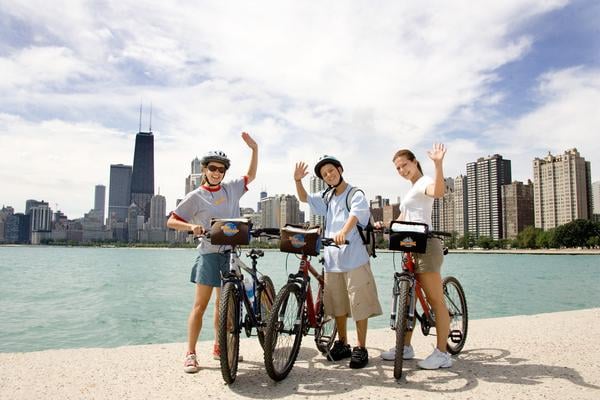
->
[466, 154, 512, 240]
[533, 149, 592, 230]
[108, 164, 132, 223]
[257, 189, 267, 212]
[501, 180, 534, 239]
[149, 194, 167, 230]
[432, 178, 455, 233]
[94, 185, 106, 225]
[309, 176, 326, 227]
[593, 181, 600, 221]
[130, 130, 155, 219]
[186, 157, 203, 194]
[453, 175, 468, 237]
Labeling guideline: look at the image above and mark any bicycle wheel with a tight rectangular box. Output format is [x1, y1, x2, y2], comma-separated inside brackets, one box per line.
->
[443, 276, 468, 355]
[218, 281, 240, 384]
[394, 278, 411, 380]
[263, 283, 305, 381]
[314, 285, 337, 354]
[256, 275, 276, 349]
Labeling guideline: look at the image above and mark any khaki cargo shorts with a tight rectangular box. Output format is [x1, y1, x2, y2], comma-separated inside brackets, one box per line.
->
[323, 262, 383, 321]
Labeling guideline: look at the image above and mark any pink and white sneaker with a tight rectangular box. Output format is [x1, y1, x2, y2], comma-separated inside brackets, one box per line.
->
[184, 352, 199, 373]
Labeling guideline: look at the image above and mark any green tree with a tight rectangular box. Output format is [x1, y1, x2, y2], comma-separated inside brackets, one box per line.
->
[477, 236, 493, 249]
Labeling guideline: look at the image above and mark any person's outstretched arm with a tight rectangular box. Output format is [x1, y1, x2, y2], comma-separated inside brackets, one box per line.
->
[294, 162, 309, 203]
[242, 132, 258, 184]
[425, 143, 447, 199]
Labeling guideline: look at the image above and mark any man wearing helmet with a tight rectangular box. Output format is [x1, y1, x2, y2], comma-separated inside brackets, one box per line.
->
[293, 156, 382, 369]
[167, 132, 258, 373]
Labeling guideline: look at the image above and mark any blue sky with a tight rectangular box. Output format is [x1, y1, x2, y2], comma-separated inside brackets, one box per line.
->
[1, 0, 599, 218]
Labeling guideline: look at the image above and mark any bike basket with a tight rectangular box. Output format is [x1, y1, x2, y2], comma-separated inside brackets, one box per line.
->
[388, 221, 429, 253]
[280, 225, 321, 256]
[209, 218, 251, 245]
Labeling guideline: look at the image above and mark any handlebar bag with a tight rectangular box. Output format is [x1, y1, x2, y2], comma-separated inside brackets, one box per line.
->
[389, 221, 428, 253]
[280, 225, 321, 256]
[210, 218, 251, 245]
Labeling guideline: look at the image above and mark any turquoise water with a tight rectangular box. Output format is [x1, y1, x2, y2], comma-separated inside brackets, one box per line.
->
[1, 246, 599, 353]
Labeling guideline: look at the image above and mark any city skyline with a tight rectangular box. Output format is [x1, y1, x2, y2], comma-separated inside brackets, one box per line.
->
[1, 1, 599, 217]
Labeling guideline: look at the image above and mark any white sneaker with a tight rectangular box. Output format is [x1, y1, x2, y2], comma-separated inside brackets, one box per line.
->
[380, 345, 415, 361]
[417, 348, 453, 370]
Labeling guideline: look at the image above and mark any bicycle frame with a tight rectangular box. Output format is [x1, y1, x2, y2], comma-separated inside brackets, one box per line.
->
[393, 253, 435, 334]
[221, 247, 271, 335]
[286, 255, 324, 330]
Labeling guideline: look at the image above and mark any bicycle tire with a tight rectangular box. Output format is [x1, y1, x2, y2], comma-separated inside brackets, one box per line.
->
[314, 285, 337, 354]
[218, 281, 240, 384]
[256, 275, 276, 349]
[394, 278, 411, 380]
[263, 283, 304, 381]
[443, 276, 468, 354]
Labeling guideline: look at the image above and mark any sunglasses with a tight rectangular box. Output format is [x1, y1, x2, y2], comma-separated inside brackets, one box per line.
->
[207, 165, 226, 174]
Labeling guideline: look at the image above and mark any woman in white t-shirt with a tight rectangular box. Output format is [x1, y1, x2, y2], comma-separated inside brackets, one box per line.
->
[379, 143, 454, 370]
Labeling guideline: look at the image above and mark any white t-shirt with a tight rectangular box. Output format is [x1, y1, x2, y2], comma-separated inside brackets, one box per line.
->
[399, 175, 434, 228]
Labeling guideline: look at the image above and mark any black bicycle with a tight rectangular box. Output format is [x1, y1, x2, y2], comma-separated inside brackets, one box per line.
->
[217, 226, 281, 384]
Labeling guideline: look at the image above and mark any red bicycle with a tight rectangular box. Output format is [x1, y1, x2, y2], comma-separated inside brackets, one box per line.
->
[388, 221, 468, 380]
[263, 234, 340, 382]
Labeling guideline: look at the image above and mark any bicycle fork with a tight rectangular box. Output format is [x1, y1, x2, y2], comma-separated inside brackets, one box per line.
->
[390, 273, 416, 332]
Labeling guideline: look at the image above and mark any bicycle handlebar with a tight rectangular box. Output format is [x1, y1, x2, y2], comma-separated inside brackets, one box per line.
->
[188, 228, 281, 240]
[321, 237, 349, 248]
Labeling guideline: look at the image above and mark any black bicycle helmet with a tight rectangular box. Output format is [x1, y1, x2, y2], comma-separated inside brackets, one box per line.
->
[200, 150, 231, 170]
[314, 155, 343, 179]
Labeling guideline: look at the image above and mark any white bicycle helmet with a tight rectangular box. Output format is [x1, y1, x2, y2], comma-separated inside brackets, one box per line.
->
[200, 150, 231, 170]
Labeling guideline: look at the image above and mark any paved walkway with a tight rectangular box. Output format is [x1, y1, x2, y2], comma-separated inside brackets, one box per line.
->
[1, 308, 599, 399]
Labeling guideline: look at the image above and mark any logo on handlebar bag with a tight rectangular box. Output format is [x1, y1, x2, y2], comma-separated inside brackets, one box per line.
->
[400, 236, 417, 248]
[290, 234, 307, 248]
[221, 222, 240, 237]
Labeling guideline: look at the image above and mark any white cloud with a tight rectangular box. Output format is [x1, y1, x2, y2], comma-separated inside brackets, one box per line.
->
[483, 67, 600, 182]
[3, 0, 592, 218]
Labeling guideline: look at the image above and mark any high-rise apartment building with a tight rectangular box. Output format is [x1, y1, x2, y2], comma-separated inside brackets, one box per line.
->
[309, 176, 326, 227]
[453, 175, 468, 237]
[260, 194, 302, 228]
[466, 154, 512, 240]
[130, 130, 155, 219]
[501, 180, 534, 239]
[94, 185, 106, 225]
[533, 149, 592, 230]
[108, 164, 132, 223]
[260, 195, 280, 228]
[432, 178, 455, 233]
[280, 195, 302, 227]
[591, 181, 600, 221]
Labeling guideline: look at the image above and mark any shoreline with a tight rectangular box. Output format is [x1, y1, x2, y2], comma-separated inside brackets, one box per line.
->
[1, 308, 599, 399]
[3, 243, 600, 255]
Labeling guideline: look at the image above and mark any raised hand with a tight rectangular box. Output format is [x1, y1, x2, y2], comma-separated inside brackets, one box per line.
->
[241, 132, 257, 150]
[427, 143, 447, 164]
[294, 162, 309, 181]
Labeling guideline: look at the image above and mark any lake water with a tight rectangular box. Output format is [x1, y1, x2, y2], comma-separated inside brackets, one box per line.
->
[1, 246, 598, 353]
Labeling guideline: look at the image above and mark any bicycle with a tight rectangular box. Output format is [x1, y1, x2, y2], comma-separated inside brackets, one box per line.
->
[263, 227, 340, 382]
[204, 218, 280, 384]
[387, 220, 468, 380]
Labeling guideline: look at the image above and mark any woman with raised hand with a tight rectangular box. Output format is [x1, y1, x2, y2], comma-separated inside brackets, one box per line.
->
[167, 132, 257, 373]
[379, 143, 453, 370]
